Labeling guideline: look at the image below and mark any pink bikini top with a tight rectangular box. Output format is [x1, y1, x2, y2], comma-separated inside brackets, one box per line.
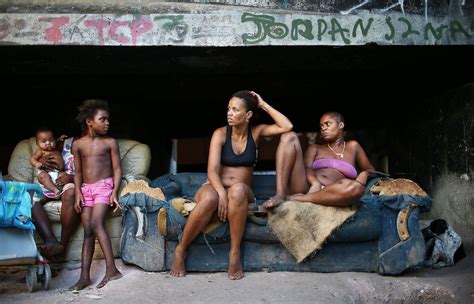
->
[311, 158, 358, 180]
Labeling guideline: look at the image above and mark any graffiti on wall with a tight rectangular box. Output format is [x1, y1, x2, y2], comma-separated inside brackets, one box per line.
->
[0, 12, 472, 46]
[240, 12, 473, 44]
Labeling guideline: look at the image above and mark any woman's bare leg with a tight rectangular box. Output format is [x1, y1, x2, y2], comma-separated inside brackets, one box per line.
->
[287, 178, 365, 207]
[170, 184, 219, 277]
[263, 132, 308, 209]
[226, 183, 252, 280]
[60, 189, 81, 252]
[31, 196, 64, 258]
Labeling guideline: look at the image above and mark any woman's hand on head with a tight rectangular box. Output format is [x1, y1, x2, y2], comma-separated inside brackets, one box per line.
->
[250, 91, 265, 108]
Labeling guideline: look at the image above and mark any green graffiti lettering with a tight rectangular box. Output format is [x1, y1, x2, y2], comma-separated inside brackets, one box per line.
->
[450, 20, 471, 41]
[352, 18, 373, 38]
[268, 23, 288, 39]
[328, 18, 350, 44]
[424, 23, 448, 41]
[384, 16, 395, 40]
[291, 19, 314, 40]
[154, 15, 184, 31]
[241, 13, 288, 44]
[317, 19, 327, 41]
[398, 17, 420, 38]
[154, 15, 188, 42]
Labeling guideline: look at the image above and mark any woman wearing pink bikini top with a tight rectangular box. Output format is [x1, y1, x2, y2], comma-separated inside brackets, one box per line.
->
[263, 111, 375, 208]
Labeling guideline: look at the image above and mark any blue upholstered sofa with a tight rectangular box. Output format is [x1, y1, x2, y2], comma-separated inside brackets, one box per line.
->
[119, 172, 431, 275]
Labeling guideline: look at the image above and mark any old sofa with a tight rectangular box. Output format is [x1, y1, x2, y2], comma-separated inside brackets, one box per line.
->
[4, 137, 151, 261]
[120, 172, 432, 275]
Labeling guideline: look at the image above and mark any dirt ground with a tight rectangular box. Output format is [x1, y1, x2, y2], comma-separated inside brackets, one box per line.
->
[1, 249, 473, 304]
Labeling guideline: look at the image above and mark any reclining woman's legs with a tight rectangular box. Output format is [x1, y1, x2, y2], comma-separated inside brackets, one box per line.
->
[287, 177, 366, 207]
[263, 132, 308, 208]
[170, 184, 219, 277]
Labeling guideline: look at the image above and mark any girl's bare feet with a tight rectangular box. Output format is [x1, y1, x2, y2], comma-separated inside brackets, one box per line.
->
[71, 278, 92, 291]
[96, 270, 122, 289]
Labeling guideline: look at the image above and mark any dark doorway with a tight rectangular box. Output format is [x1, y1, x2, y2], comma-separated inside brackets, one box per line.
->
[1, 45, 473, 183]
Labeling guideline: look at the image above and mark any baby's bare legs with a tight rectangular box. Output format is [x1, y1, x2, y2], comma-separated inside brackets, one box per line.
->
[38, 172, 60, 195]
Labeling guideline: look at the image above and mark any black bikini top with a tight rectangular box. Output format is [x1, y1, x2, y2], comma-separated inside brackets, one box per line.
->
[221, 125, 257, 167]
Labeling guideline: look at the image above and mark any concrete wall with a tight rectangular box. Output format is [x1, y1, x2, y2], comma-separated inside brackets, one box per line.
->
[409, 83, 473, 248]
[2, 0, 472, 16]
[0, 0, 473, 46]
[427, 84, 473, 248]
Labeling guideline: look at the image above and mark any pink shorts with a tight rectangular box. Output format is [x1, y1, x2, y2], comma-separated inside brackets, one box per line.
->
[81, 177, 114, 207]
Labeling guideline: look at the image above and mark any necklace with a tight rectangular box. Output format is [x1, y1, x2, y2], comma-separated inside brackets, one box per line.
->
[328, 141, 345, 158]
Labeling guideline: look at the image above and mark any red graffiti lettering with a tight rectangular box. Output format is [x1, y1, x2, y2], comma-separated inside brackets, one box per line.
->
[39, 16, 69, 44]
[109, 21, 129, 45]
[130, 17, 153, 45]
[84, 19, 111, 45]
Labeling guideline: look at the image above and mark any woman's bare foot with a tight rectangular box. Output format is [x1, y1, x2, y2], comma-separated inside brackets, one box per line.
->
[71, 278, 92, 291]
[228, 250, 244, 280]
[262, 195, 285, 209]
[170, 247, 186, 277]
[286, 193, 305, 201]
[40, 242, 64, 258]
[96, 270, 123, 289]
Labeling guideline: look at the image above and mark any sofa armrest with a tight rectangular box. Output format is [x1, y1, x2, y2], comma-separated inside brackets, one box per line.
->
[122, 174, 151, 184]
[377, 196, 431, 274]
[118, 140, 151, 177]
[7, 138, 36, 183]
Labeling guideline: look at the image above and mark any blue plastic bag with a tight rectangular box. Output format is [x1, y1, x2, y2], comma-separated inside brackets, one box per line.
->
[0, 181, 41, 230]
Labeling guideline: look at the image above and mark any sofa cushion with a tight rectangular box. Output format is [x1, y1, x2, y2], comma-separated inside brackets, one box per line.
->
[151, 173, 383, 244]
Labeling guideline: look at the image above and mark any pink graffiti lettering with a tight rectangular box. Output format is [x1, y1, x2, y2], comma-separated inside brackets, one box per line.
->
[109, 21, 130, 45]
[130, 17, 153, 45]
[84, 19, 111, 45]
[39, 16, 69, 44]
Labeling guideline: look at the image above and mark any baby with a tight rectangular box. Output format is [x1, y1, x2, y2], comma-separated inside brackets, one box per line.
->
[30, 127, 65, 197]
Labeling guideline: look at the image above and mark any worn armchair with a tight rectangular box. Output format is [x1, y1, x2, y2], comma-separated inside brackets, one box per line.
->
[4, 137, 151, 261]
